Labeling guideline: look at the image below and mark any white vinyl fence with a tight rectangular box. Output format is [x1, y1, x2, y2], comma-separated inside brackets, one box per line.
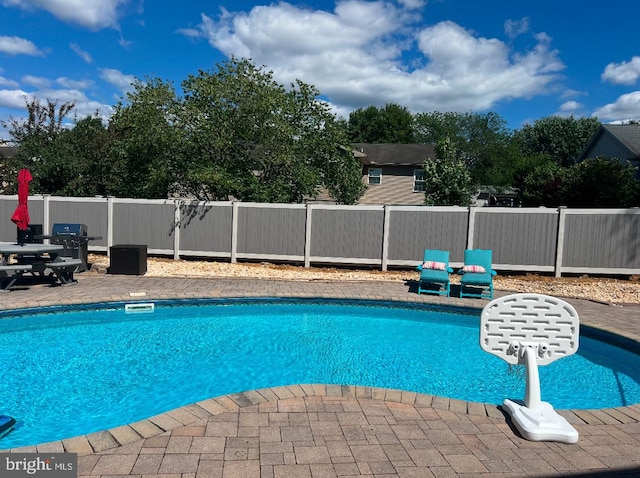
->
[1, 195, 639, 277]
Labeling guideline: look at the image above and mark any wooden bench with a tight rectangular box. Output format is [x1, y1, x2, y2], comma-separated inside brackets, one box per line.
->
[46, 258, 84, 286]
[0, 264, 34, 292]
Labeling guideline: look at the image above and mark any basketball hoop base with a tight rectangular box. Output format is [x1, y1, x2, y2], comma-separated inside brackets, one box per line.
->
[503, 399, 579, 444]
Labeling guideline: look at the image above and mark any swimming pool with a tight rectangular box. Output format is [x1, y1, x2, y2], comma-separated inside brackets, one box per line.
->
[1, 298, 639, 449]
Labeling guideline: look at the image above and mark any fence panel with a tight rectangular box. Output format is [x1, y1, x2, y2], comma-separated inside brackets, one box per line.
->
[562, 210, 640, 272]
[48, 197, 108, 248]
[178, 201, 233, 257]
[310, 206, 385, 264]
[112, 200, 175, 253]
[0, 195, 45, 242]
[2, 194, 640, 275]
[386, 207, 468, 265]
[473, 208, 559, 271]
[236, 203, 306, 260]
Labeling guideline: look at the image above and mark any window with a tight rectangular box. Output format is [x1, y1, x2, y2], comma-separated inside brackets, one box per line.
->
[413, 169, 426, 192]
[368, 168, 382, 185]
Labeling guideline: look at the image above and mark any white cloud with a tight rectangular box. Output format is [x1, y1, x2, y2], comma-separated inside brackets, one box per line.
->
[99, 68, 136, 94]
[593, 91, 640, 122]
[560, 88, 585, 100]
[555, 100, 584, 117]
[0, 89, 31, 108]
[22, 75, 50, 88]
[118, 36, 133, 49]
[559, 100, 583, 112]
[183, 2, 564, 116]
[56, 77, 92, 89]
[0, 35, 44, 56]
[2, 0, 129, 30]
[0, 76, 19, 88]
[175, 27, 201, 39]
[397, 0, 426, 9]
[504, 17, 529, 39]
[70, 42, 92, 63]
[601, 56, 640, 85]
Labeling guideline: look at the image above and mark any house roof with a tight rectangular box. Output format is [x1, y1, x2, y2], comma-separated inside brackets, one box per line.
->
[602, 124, 640, 155]
[580, 124, 640, 160]
[353, 143, 436, 166]
[0, 146, 19, 158]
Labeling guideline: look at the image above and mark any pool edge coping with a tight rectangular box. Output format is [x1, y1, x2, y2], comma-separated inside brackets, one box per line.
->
[1, 290, 640, 455]
[5, 383, 640, 457]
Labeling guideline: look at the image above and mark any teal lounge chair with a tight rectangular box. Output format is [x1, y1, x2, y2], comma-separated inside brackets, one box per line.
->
[459, 249, 497, 299]
[416, 249, 453, 296]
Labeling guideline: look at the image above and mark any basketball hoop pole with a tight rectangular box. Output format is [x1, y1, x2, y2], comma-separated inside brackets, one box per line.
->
[522, 343, 543, 409]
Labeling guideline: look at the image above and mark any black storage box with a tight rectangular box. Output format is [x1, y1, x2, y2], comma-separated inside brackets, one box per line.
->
[108, 244, 147, 275]
[17, 224, 43, 244]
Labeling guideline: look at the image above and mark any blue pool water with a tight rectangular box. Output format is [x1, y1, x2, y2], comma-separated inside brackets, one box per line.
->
[1, 299, 639, 449]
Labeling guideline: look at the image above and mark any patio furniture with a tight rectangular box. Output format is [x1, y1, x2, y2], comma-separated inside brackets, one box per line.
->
[416, 249, 453, 296]
[0, 263, 34, 292]
[47, 258, 84, 286]
[0, 242, 66, 291]
[458, 249, 496, 299]
[480, 293, 580, 443]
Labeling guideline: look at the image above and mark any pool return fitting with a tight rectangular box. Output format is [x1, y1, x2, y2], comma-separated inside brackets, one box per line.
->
[480, 293, 580, 444]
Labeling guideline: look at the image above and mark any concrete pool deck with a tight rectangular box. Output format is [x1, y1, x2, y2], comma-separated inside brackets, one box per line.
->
[1, 273, 639, 477]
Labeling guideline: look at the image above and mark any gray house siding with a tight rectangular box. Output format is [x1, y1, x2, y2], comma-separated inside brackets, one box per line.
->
[582, 132, 634, 161]
[353, 144, 433, 205]
[359, 166, 424, 205]
[580, 124, 640, 179]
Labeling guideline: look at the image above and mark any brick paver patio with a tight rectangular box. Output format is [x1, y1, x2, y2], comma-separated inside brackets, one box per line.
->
[1, 272, 639, 477]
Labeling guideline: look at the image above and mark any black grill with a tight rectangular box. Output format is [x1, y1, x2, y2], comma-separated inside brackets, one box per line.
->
[50, 223, 89, 271]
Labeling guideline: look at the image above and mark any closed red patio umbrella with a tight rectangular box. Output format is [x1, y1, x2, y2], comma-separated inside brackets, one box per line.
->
[11, 168, 33, 238]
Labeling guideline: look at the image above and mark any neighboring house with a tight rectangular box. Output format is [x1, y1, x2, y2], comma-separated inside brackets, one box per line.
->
[578, 124, 640, 178]
[354, 143, 436, 205]
[0, 145, 18, 159]
[0, 146, 19, 193]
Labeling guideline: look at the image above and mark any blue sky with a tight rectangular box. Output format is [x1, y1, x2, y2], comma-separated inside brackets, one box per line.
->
[1, 0, 639, 141]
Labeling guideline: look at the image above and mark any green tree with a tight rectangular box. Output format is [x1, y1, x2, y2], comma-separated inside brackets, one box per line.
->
[514, 115, 600, 167]
[562, 157, 639, 207]
[348, 103, 415, 143]
[50, 115, 113, 196]
[423, 137, 474, 206]
[0, 98, 76, 194]
[108, 77, 183, 199]
[180, 57, 363, 203]
[413, 111, 515, 184]
[518, 160, 567, 207]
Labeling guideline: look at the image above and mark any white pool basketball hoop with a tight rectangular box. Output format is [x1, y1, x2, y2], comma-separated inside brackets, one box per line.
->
[480, 293, 580, 444]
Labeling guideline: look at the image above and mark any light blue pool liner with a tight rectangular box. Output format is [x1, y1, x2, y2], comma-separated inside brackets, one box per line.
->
[0, 298, 639, 449]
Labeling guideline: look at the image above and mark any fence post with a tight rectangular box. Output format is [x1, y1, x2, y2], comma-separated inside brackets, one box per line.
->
[466, 206, 476, 249]
[107, 197, 114, 256]
[43, 195, 51, 238]
[304, 204, 312, 268]
[554, 206, 567, 277]
[173, 200, 181, 260]
[231, 201, 239, 263]
[381, 205, 390, 271]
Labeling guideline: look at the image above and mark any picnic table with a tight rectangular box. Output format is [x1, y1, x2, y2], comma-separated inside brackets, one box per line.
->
[0, 242, 84, 292]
